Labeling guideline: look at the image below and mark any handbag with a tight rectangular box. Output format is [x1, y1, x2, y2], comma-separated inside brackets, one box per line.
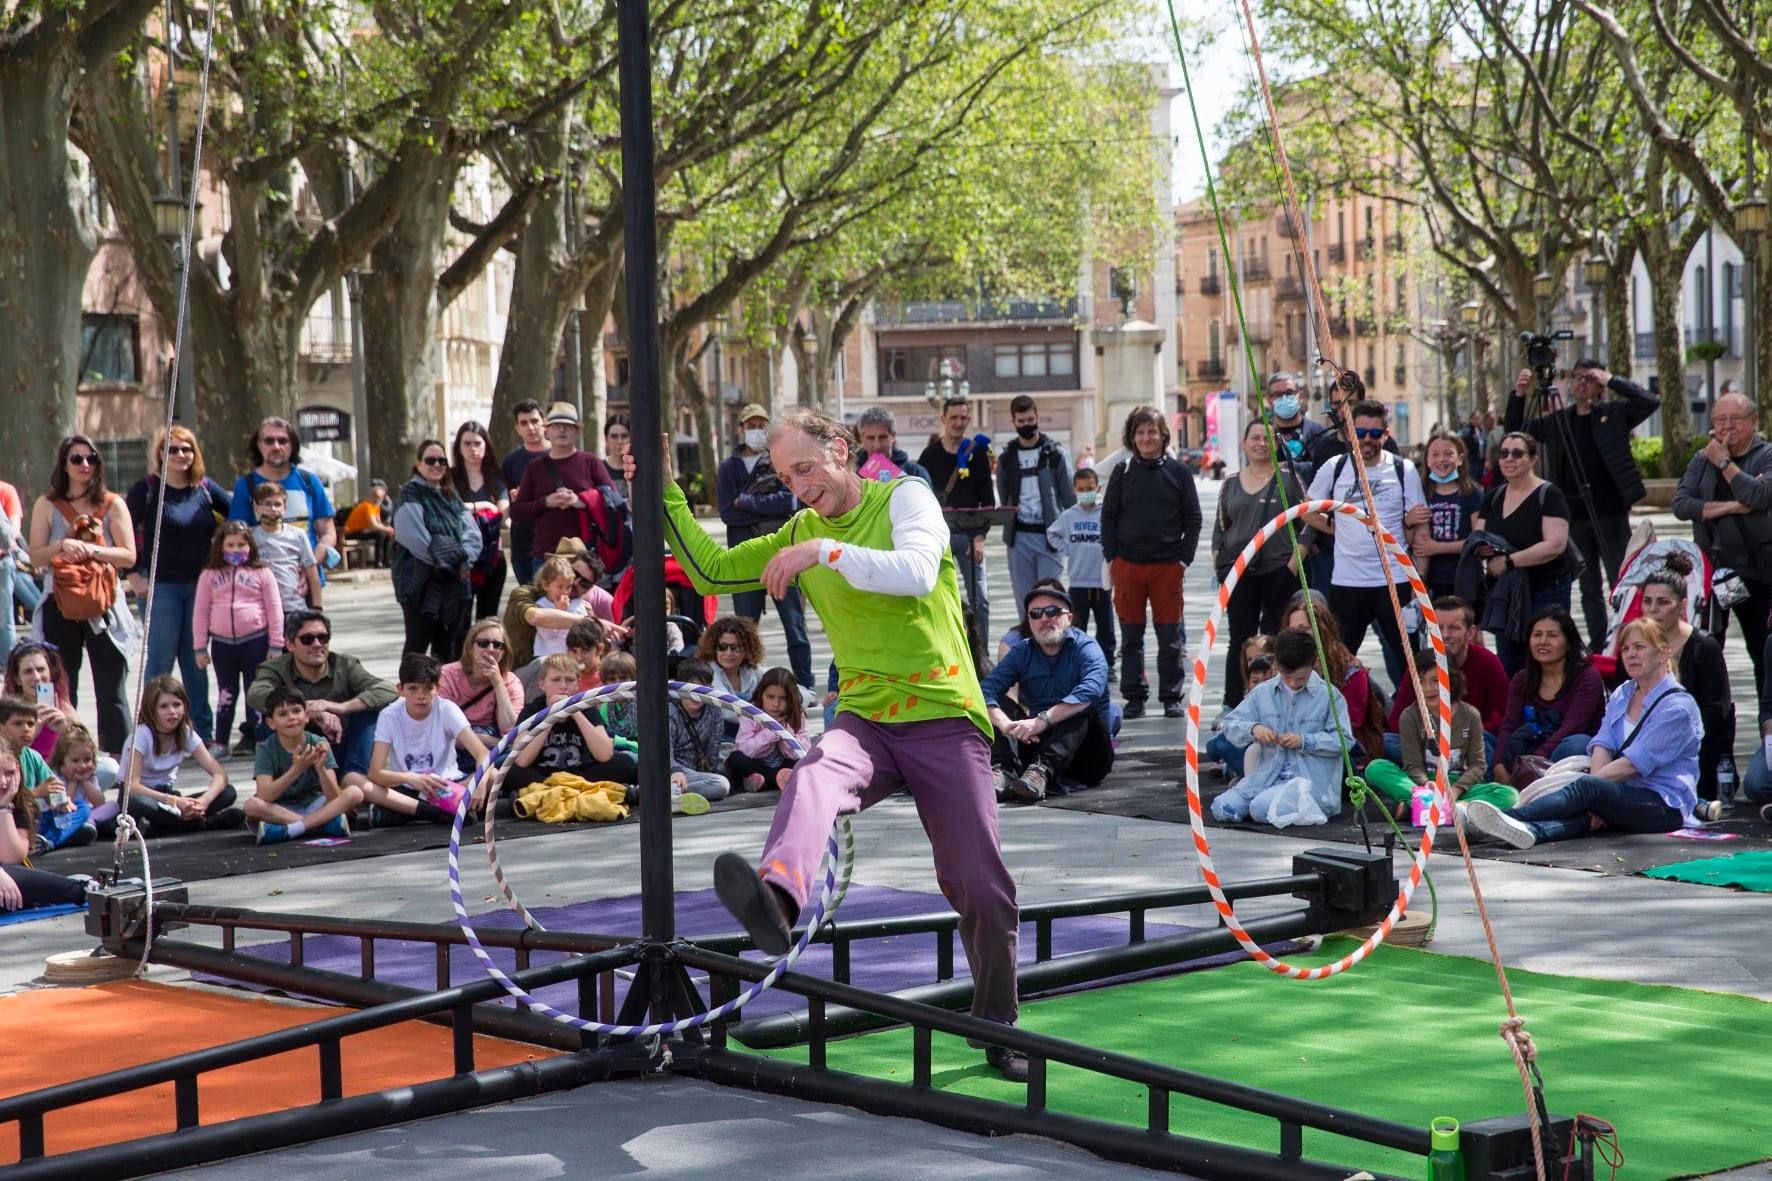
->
[48, 498, 118, 622]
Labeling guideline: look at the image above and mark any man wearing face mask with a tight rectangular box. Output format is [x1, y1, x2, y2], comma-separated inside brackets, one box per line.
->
[996, 395, 1075, 611]
[1266, 372, 1328, 484]
[716, 403, 814, 690]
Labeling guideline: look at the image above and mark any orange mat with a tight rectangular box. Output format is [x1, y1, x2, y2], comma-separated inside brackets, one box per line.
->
[0, 981, 555, 1164]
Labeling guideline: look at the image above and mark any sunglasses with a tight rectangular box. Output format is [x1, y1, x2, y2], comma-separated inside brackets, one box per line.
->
[261, 437, 291, 447]
[1027, 605, 1070, 620]
[473, 637, 507, 650]
[166, 445, 195, 456]
[421, 456, 448, 467]
[1498, 448, 1530, 460]
[67, 453, 99, 466]
[715, 641, 743, 652]
[1353, 427, 1385, 440]
[295, 632, 331, 646]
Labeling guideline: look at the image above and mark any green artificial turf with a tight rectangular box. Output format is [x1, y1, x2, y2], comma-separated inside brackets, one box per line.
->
[764, 937, 1772, 1179]
[1643, 850, 1772, 892]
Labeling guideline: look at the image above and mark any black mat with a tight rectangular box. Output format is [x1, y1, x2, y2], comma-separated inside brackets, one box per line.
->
[1040, 746, 1772, 877]
[36, 789, 781, 885]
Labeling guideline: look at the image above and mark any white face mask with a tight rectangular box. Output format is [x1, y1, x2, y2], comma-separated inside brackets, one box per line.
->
[744, 429, 768, 451]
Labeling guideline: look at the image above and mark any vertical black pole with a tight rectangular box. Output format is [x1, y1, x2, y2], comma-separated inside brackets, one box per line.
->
[617, 0, 673, 951]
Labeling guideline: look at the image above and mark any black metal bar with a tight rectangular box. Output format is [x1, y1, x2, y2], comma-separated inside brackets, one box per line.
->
[174, 1076, 198, 1130]
[617, 0, 671, 949]
[147, 939, 587, 1052]
[19, 1113, 43, 1160]
[0, 943, 636, 1124]
[912, 1026, 931, 1087]
[600, 969, 615, 1023]
[1035, 917, 1052, 962]
[359, 936, 374, 980]
[2, 1050, 614, 1181]
[1027, 1056, 1046, 1112]
[436, 943, 449, 990]
[514, 945, 531, 972]
[730, 908, 1322, 1048]
[808, 999, 825, 1070]
[451, 1003, 475, 1074]
[709, 973, 729, 1049]
[679, 943, 1428, 1157]
[936, 928, 953, 981]
[220, 925, 234, 953]
[1281, 1120, 1303, 1159]
[288, 929, 302, 967]
[1148, 1086, 1169, 1134]
[318, 1039, 342, 1102]
[1130, 909, 1145, 943]
[692, 1049, 1414, 1181]
[155, 904, 629, 955]
[832, 933, 850, 984]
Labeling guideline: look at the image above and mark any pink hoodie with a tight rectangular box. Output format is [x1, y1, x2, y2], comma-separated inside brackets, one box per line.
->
[193, 566, 285, 650]
[734, 714, 809, 762]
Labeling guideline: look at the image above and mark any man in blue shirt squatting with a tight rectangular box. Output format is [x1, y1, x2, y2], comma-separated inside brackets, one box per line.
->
[630, 410, 1027, 1082]
[981, 587, 1114, 803]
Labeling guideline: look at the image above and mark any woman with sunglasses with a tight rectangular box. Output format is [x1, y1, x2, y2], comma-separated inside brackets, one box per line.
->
[698, 615, 765, 739]
[438, 619, 525, 771]
[391, 440, 481, 662]
[1471, 431, 1574, 675]
[451, 421, 510, 623]
[124, 426, 230, 750]
[1212, 420, 1305, 710]
[27, 436, 137, 755]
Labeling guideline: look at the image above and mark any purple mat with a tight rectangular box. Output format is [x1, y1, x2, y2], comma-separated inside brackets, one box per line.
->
[195, 884, 1303, 1020]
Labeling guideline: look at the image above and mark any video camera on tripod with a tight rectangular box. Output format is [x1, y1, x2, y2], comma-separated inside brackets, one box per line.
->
[1520, 329, 1574, 392]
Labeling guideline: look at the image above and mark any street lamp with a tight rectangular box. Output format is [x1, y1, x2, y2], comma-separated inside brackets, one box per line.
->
[153, 190, 198, 426]
[801, 334, 819, 410]
[1584, 254, 1609, 361]
[1459, 300, 1479, 326]
[1532, 270, 1556, 305]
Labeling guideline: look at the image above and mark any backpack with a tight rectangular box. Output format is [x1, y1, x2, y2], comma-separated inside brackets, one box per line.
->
[49, 497, 118, 622]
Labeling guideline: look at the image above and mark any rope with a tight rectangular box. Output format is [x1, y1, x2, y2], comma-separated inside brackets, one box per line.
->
[447, 679, 855, 1036]
[109, 814, 154, 976]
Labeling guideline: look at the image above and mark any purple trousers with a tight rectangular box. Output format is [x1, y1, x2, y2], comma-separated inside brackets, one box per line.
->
[760, 712, 1020, 1026]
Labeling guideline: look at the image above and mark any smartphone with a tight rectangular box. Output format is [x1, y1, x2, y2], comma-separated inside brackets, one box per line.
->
[34, 682, 55, 709]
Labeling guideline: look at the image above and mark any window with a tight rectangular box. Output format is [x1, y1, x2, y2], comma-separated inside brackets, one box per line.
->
[1208, 320, 1221, 362]
[883, 348, 910, 381]
[80, 314, 140, 384]
[993, 341, 1073, 379]
[1207, 248, 1218, 277]
[994, 345, 1019, 378]
[1724, 262, 1737, 354]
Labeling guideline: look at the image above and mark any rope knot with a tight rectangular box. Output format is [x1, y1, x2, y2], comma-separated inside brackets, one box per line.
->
[1499, 1015, 1537, 1063]
[1344, 775, 1369, 805]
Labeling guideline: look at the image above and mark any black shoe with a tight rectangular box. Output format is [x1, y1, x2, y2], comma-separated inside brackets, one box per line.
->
[714, 851, 793, 956]
[1163, 700, 1185, 719]
[204, 806, 246, 831]
[1122, 699, 1146, 720]
[232, 734, 257, 758]
[985, 1045, 1030, 1083]
[1011, 763, 1048, 802]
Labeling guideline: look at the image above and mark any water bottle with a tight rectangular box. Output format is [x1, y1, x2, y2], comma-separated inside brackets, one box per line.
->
[1718, 757, 1738, 808]
[1427, 1115, 1465, 1180]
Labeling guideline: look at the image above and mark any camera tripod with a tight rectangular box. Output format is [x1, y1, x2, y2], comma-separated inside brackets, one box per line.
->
[1516, 374, 1624, 641]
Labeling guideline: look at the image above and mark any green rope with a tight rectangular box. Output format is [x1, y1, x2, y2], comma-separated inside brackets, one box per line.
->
[1163, 2, 1438, 934]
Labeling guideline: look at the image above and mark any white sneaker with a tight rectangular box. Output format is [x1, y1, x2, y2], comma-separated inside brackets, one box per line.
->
[1463, 800, 1537, 849]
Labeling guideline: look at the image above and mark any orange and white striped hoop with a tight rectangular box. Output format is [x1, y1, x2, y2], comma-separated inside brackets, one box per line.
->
[1184, 497, 1451, 978]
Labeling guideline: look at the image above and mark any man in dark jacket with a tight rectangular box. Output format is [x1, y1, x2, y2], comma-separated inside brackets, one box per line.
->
[918, 397, 997, 639]
[1101, 406, 1201, 718]
[1506, 361, 1656, 648]
[715, 402, 813, 689]
[996, 395, 1075, 611]
[855, 407, 932, 484]
[1673, 391, 1772, 694]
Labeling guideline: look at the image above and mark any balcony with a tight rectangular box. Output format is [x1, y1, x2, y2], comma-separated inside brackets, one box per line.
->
[1197, 358, 1226, 378]
[1287, 335, 1309, 361]
[1357, 236, 1377, 261]
[873, 295, 1079, 326]
[1327, 314, 1350, 337]
[301, 314, 353, 363]
[1276, 211, 1306, 238]
[1634, 331, 1656, 360]
[1243, 321, 1273, 344]
[1685, 324, 1742, 358]
[1241, 258, 1270, 282]
[1355, 315, 1377, 336]
[1385, 231, 1405, 253]
[1276, 274, 1305, 300]
[1327, 242, 1347, 263]
[1198, 274, 1221, 295]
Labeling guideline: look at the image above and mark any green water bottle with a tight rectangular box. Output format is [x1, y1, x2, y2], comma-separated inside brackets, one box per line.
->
[1427, 1115, 1465, 1180]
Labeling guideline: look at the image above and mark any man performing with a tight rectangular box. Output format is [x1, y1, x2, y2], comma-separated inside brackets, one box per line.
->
[634, 409, 1025, 1081]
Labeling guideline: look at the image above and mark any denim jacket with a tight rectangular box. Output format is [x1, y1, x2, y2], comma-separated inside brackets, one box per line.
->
[1219, 672, 1351, 816]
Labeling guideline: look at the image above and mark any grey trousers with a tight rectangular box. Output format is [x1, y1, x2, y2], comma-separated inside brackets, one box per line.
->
[1007, 527, 1062, 612]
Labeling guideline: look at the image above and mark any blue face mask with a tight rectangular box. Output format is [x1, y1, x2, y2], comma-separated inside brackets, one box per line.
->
[1429, 469, 1461, 484]
[1273, 395, 1302, 420]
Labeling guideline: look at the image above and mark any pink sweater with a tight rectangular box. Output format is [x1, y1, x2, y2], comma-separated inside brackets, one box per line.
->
[734, 715, 809, 762]
[193, 567, 285, 649]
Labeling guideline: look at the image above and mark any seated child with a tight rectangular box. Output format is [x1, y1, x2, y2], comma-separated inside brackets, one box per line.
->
[0, 696, 92, 853]
[248, 687, 365, 844]
[595, 651, 639, 754]
[506, 654, 638, 812]
[46, 724, 107, 850]
[567, 618, 607, 692]
[0, 745, 87, 911]
[1364, 654, 1518, 821]
[1210, 631, 1350, 825]
[367, 653, 491, 825]
[668, 659, 730, 812]
[528, 557, 591, 659]
[118, 676, 245, 837]
[1207, 635, 1275, 783]
[726, 668, 810, 793]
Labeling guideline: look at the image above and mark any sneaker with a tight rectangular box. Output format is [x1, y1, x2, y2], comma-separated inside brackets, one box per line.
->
[1463, 800, 1537, 849]
[1693, 799, 1727, 823]
[1122, 699, 1146, 720]
[206, 742, 231, 763]
[255, 821, 293, 846]
[368, 804, 388, 829]
[203, 807, 245, 831]
[672, 787, 711, 816]
[1163, 700, 1185, 719]
[984, 1045, 1030, 1084]
[232, 734, 258, 758]
[65, 821, 98, 847]
[742, 773, 767, 793]
[1011, 762, 1049, 803]
[712, 851, 793, 955]
[991, 766, 1016, 801]
[317, 812, 351, 839]
[29, 832, 51, 858]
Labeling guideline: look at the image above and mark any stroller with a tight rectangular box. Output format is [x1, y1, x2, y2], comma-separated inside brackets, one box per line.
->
[1592, 524, 1718, 680]
[611, 556, 719, 674]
